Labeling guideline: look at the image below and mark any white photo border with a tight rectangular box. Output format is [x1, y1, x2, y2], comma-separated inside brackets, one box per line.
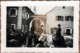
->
[1, 1, 79, 53]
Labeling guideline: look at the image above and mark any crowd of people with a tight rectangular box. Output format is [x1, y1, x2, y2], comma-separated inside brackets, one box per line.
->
[7, 27, 28, 47]
[36, 24, 66, 47]
[6, 24, 73, 47]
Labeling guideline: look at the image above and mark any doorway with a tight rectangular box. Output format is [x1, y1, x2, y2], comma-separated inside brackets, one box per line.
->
[66, 29, 71, 35]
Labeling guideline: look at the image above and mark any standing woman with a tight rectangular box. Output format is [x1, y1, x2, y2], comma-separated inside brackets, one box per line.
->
[53, 24, 66, 47]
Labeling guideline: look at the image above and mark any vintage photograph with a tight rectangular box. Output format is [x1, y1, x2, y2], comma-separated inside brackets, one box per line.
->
[6, 6, 73, 48]
[1, 1, 79, 53]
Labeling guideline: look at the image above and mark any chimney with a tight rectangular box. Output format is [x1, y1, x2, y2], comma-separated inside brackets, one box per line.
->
[33, 6, 36, 14]
[30, 6, 31, 9]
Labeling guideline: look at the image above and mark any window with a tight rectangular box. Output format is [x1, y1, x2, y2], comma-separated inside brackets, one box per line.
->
[65, 28, 72, 35]
[28, 14, 30, 19]
[26, 13, 28, 20]
[57, 16, 63, 21]
[22, 12, 28, 20]
[22, 8, 28, 20]
[9, 8, 17, 17]
[11, 24, 16, 29]
[53, 27, 57, 34]
[22, 12, 25, 19]
[65, 16, 73, 21]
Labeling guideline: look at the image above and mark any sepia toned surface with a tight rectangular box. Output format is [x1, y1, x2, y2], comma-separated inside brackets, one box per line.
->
[0, 0, 80, 53]
[0, 0, 79, 1]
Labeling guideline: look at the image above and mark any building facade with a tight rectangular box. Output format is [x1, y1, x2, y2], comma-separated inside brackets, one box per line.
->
[7, 6, 34, 32]
[46, 6, 74, 36]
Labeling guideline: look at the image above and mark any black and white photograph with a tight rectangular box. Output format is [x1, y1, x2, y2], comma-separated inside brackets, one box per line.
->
[1, 1, 79, 53]
[6, 6, 74, 48]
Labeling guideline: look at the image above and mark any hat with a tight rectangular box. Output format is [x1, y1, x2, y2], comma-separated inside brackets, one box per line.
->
[58, 24, 61, 26]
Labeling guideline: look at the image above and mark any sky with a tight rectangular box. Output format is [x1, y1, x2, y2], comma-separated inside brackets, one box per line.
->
[25, 2, 56, 15]
[29, 6, 55, 15]
[34, 6, 54, 15]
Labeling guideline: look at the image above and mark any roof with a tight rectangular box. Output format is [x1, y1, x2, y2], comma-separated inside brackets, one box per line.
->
[23, 6, 34, 15]
[45, 7, 57, 15]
